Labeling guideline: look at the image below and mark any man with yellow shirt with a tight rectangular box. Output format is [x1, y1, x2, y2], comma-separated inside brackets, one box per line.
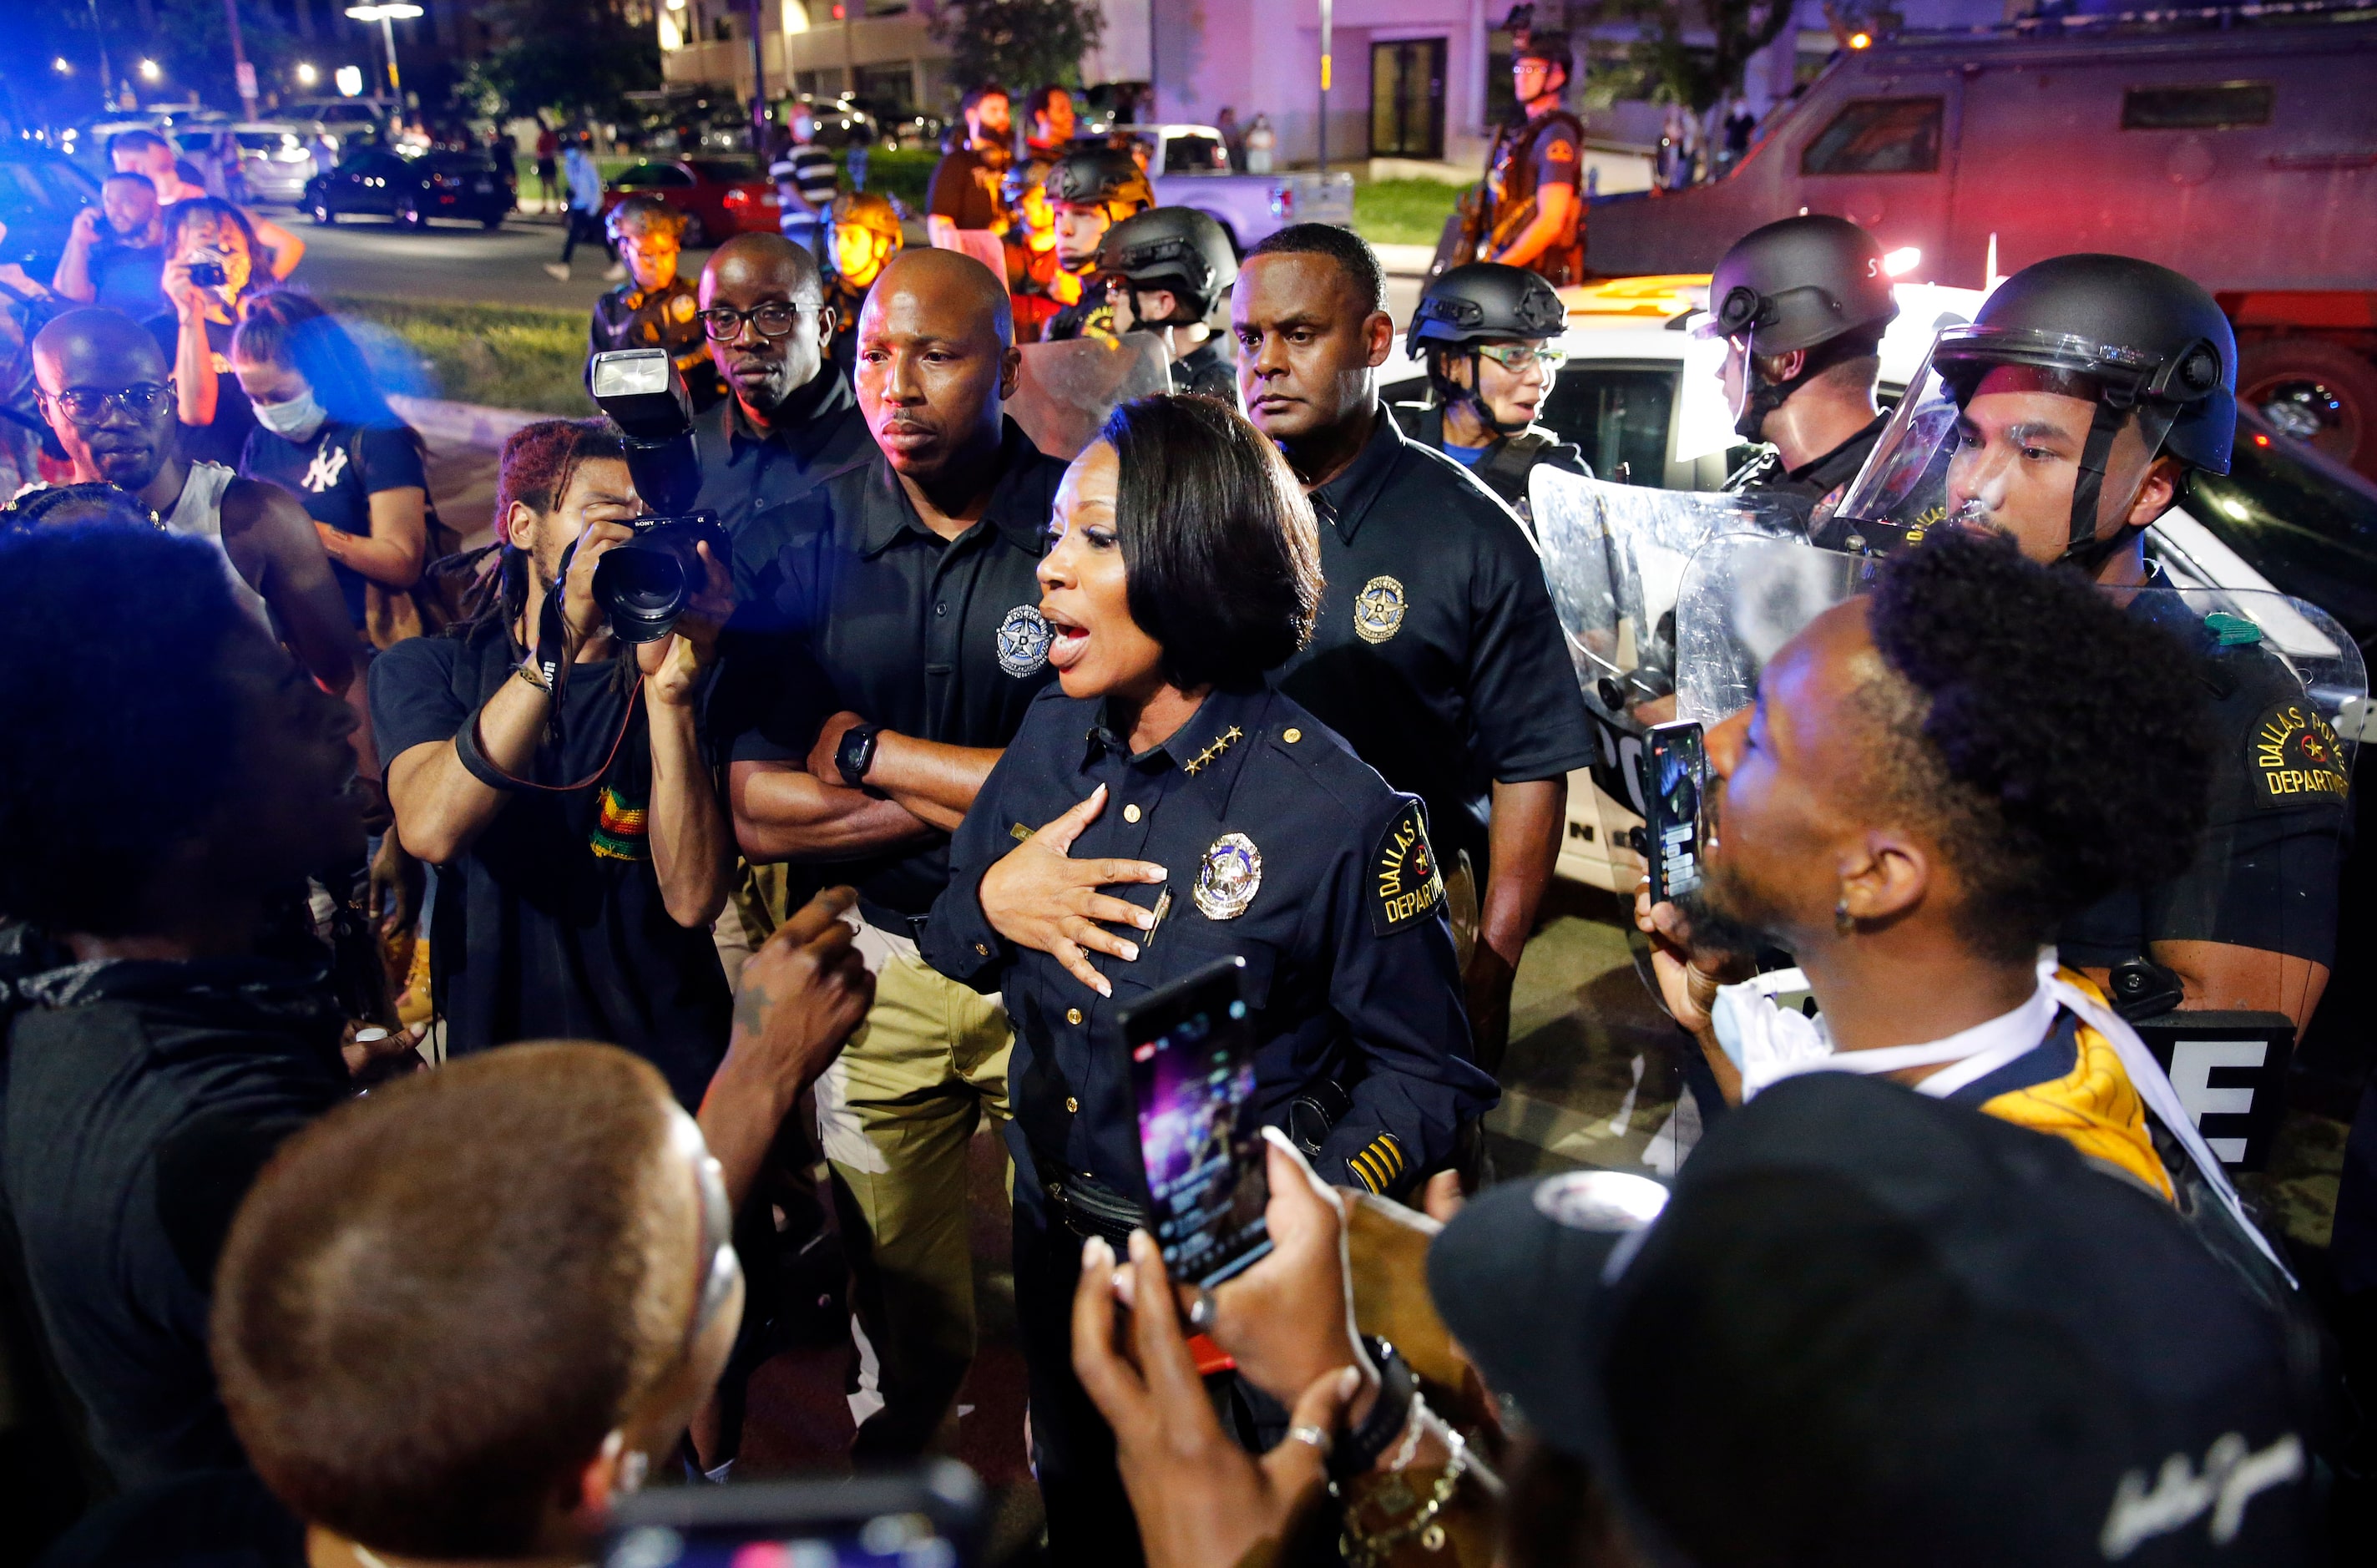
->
[1636, 528, 2286, 1282]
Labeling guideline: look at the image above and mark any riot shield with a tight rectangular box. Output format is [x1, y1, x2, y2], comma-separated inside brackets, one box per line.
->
[1674, 533, 2364, 1171]
[1006, 333, 1175, 463]
[1530, 464, 1810, 817]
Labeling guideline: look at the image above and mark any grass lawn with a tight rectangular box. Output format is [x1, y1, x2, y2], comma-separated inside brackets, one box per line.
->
[1351, 175, 1467, 247]
[330, 295, 594, 417]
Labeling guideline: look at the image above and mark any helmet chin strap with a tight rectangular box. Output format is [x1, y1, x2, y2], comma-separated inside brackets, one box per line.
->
[1447, 348, 1533, 438]
[1732, 351, 1818, 444]
[2058, 399, 2138, 572]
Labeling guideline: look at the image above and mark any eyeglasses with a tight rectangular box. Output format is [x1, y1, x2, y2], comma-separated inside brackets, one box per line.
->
[1475, 343, 1567, 372]
[699, 301, 817, 341]
[45, 382, 173, 423]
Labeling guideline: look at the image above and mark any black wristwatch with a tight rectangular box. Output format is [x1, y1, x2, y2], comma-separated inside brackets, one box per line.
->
[835, 722, 883, 790]
[1328, 1336, 1417, 1479]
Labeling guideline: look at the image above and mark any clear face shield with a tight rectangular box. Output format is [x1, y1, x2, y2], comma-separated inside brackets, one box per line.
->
[1674, 532, 2361, 1172]
[1529, 464, 1810, 814]
[1829, 324, 2199, 561]
[1005, 333, 1174, 463]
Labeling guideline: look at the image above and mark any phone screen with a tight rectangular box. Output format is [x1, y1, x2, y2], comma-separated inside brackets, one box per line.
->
[1645, 720, 1707, 906]
[608, 1518, 957, 1568]
[1125, 956, 1273, 1288]
[604, 1471, 979, 1568]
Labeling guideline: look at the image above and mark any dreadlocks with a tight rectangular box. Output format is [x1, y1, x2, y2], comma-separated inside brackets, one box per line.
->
[453, 419, 623, 646]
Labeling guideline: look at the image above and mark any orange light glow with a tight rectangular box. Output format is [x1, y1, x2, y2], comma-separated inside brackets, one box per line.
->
[1848, 31, 1872, 48]
[2254, 432, 2272, 446]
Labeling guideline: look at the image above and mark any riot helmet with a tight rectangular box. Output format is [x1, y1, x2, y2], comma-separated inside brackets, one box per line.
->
[1044, 149, 1155, 214]
[828, 191, 903, 287]
[1831, 254, 2237, 568]
[1095, 206, 1238, 324]
[1408, 263, 1569, 436]
[1695, 215, 1898, 442]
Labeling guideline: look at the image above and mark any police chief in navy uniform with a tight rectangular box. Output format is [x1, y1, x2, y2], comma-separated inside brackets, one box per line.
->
[921, 394, 1494, 1565]
[1233, 223, 1597, 1072]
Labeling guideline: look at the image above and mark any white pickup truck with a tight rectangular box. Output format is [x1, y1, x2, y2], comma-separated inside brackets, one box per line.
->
[1096, 124, 1355, 253]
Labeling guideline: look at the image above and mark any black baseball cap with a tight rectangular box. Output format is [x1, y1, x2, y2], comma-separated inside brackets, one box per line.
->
[1428, 1074, 2319, 1566]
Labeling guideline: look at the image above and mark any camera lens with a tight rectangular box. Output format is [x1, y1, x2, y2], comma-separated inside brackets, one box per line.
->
[591, 541, 692, 644]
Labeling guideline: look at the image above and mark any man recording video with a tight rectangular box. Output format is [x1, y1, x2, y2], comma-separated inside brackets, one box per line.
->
[372, 419, 737, 1109]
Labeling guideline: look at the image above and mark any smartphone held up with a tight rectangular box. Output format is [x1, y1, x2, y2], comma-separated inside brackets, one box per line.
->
[1124, 956, 1273, 1289]
[1644, 719, 1708, 907]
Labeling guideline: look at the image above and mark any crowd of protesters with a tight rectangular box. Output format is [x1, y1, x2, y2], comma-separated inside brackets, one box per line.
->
[0, 83, 2367, 1568]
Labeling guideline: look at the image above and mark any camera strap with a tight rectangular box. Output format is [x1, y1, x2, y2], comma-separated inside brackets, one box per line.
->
[458, 540, 645, 795]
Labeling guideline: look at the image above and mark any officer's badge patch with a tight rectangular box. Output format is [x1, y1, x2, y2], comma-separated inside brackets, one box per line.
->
[668, 291, 697, 323]
[1193, 833, 1262, 921]
[2249, 701, 2350, 809]
[1353, 575, 1407, 644]
[1370, 802, 1444, 935]
[995, 604, 1052, 676]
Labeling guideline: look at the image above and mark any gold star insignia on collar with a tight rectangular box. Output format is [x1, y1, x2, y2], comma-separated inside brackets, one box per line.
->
[1181, 725, 1244, 776]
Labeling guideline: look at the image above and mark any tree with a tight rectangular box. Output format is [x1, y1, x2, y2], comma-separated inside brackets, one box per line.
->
[928, 0, 1103, 96]
[1588, 0, 1796, 112]
[474, 0, 660, 119]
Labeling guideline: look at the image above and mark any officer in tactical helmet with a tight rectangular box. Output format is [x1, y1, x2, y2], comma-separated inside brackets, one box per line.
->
[1095, 206, 1238, 402]
[1042, 149, 1155, 341]
[1394, 261, 1590, 517]
[1699, 215, 1898, 517]
[1833, 253, 2347, 1038]
[823, 191, 905, 379]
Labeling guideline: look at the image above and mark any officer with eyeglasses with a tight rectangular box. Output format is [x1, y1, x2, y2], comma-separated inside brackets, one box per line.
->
[691, 233, 874, 540]
[1393, 262, 1590, 518]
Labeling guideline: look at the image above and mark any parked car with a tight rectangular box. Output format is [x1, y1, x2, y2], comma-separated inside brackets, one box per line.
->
[600, 159, 778, 248]
[230, 123, 322, 205]
[1090, 124, 1354, 253]
[304, 148, 510, 229]
[0, 145, 99, 278]
[278, 98, 396, 147]
[1585, 8, 2377, 478]
[786, 95, 875, 151]
[1383, 276, 2377, 891]
[845, 95, 943, 151]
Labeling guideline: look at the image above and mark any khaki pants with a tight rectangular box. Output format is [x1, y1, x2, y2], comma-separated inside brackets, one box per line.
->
[821, 919, 1012, 1458]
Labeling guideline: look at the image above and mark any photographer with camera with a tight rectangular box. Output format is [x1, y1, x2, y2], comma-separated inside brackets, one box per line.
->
[151, 198, 266, 471]
[372, 418, 738, 1109]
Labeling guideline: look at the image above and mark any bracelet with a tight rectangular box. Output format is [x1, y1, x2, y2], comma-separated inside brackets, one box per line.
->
[1333, 1425, 1470, 1565]
[513, 658, 549, 692]
[1383, 1394, 1432, 1474]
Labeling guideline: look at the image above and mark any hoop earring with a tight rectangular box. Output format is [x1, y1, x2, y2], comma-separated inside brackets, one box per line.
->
[1834, 898, 1854, 938]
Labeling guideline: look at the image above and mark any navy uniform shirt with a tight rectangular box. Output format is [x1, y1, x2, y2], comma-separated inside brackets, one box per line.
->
[1276, 408, 1597, 878]
[720, 419, 1069, 927]
[691, 367, 873, 540]
[1170, 336, 1237, 404]
[922, 683, 1496, 1200]
[589, 275, 726, 410]
[2061, 574, 2349, 969]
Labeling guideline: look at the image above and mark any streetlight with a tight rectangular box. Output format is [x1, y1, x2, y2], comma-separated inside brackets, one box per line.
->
[138, 58, 162, 81]
[345, 3, 423, 99]
[296, 61, 319, 86]
[52, 57, 72, 73]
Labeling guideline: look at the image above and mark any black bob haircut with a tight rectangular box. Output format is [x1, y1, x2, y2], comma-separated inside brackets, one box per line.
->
[1247, 223, 1388, 318]
[1865, 527, 2212, 962]
[1101, 392, 1322, 691]
[0, 524, 248, 935]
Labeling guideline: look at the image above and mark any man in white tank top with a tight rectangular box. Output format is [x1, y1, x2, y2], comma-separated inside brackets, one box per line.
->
[31, 307, 356, 696]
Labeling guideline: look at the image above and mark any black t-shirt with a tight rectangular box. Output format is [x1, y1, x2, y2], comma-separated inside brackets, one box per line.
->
[1275, 409, 1598, 878]
[720, 420, 1067, 927]
[0, 933, 349, 1490]
[926, 145, 1008, 230]
[240, 418, 427, 628]
[146, 312, 255, 473]
[89, 238, 167, 319]
[2060, 578, 2350, 969]
[369, 622, 734, 1106]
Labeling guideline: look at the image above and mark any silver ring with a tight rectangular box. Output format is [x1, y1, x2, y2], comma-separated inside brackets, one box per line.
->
[1287, 1424, 1333, 1456]
[1186, 1286, 1217, 1332]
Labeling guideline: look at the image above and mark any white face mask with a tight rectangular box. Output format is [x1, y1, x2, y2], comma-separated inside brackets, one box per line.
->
[253, 387, 328, 443]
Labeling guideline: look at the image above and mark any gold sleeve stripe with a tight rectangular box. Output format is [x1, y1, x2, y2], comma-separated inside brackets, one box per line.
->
[1348, 1149, 1386, 1193]
[1373, 1135, 1405, 1179]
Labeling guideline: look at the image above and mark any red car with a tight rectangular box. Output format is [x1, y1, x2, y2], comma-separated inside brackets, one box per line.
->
[599, 158, 779, 247]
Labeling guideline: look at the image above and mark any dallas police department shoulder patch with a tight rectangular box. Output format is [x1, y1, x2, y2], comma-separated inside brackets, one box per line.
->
[1370, 801, 1445, 936]
[2248, 701, 2349, 810]
[1353, 575, 1407, 644]
[1194, 832, 1262, 921]
[995, 604, 1052, 676]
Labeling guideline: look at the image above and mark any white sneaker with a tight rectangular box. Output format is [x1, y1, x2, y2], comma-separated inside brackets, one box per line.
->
[543, 263, 570, 281]
[603, 260, 628, 282]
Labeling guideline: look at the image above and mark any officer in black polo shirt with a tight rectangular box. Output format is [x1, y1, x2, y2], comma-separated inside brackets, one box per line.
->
[1232, 223, 1596, 1073]
[692, 232, 874, 539]
[722, 247, 1067, 1461]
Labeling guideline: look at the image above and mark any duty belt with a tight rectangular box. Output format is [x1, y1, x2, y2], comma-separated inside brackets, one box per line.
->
[1041, 1170, 1148, 1250]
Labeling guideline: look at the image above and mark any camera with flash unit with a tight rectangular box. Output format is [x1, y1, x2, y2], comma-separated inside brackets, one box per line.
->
[585, 348, 731, 644]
